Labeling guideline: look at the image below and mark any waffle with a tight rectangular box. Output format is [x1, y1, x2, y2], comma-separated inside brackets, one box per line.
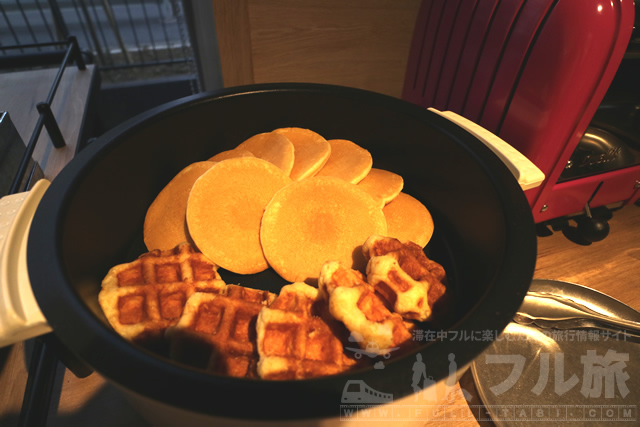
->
[98, 243, 226, 350]
[256, 282, 359, 380]
[362, 235, 446, 281]
[318, 261, 413, 356]
[362, 235, 449, 321]
[166, 285, 276, 378]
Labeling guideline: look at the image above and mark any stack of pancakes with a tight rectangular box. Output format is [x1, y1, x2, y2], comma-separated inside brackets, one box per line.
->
[98, 236, 449, 380]
[143, 127, 435, 284]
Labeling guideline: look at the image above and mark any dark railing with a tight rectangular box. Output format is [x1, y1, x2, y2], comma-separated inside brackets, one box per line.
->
[0, 0, 197, 86]
[1, 37, 86, 193]
[2, 37, 90, 427]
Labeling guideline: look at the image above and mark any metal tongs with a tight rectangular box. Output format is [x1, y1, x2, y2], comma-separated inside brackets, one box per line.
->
[514, 291, 640, 339]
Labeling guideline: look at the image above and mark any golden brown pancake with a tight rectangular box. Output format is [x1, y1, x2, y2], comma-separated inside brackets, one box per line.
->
[382, 192, 434, 247]
[208, 148, 254, 162]
[272, 127, 331, 181]
[186, 157, 292, 274]
[356, 168, 404, 207]
[314, 139, 373, 184]
[143, 161, 216, 251]
[260, 176, 387, 283]
[234, 132, 295, 175]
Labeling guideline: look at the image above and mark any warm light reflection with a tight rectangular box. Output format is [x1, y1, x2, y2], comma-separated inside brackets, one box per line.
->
[598, 4, 603, 13]
[503, 322, 560, 351]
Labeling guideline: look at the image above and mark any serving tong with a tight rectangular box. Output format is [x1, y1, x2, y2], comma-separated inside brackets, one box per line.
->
[514, 291, 640, 339]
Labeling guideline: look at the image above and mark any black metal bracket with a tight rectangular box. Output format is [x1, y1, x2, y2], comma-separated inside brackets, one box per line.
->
[69, 35, 86, 70]
[36, 102, 66, 149]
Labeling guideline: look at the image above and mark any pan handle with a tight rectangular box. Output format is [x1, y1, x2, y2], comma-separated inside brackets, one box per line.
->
[0, 179, 53, 348]
[428, 108, 545, 191]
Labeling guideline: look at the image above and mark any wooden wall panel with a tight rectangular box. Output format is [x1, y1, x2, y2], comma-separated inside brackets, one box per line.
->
[212, 0, 421, 98]
[211, 0, 255, 88]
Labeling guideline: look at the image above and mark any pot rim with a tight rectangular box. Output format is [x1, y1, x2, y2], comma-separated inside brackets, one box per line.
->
[27, 83, 536, 420]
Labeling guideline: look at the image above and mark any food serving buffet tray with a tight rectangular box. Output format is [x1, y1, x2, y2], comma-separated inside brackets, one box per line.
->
[2, 83, 540, 421]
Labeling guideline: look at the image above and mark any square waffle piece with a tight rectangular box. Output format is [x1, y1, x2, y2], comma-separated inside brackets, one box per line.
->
[165, 285, 276, 378]
[98, 243, 226, 351]
[256, 282, 360, 380]
[362, 235, 449, 322]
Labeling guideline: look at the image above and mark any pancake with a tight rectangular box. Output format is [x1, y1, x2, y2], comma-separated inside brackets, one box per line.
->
[143, 161, 217, 251]
[235, 132, 295, 175]
[260, 176, 387, 283]
[272, 127, 331, 181]
[314, 139, 373, 184]
[186, 157, 292, 274]
[382, 192, 434, 247]
[356, 168, 404, 207]
[208, 148, 254, 162]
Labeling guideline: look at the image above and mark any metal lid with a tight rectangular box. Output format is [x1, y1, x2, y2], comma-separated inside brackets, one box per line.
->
[471, 279, 639, 425]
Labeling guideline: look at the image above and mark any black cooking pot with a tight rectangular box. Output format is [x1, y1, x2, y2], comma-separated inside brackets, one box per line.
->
[27, 83, 536, 420]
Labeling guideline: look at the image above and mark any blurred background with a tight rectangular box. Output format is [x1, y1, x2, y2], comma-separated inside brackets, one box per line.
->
[0, 0, 422, 133]
[1, 0, 216, 131]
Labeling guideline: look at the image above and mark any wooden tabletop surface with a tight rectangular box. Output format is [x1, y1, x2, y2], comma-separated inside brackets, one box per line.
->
[0, 66, 638, 425]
